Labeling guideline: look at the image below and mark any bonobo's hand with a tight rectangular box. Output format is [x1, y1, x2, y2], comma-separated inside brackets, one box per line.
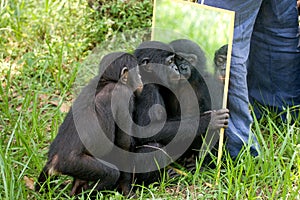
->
[206, 108, 229, 131]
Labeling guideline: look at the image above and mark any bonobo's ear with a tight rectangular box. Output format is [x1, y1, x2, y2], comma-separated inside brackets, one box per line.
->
[141, 57, 150, 66]
[186, 54, 197, 66]
[120, 67, 128, 84]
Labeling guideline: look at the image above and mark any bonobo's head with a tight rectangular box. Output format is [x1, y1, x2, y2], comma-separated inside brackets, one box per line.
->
[214, 44, 228, 83]
[169, 39, 207, 80]
[99, 52, 143, 95]
[134, 41, 180, 86]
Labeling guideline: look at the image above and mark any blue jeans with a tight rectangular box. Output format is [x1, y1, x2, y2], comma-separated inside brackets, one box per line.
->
[198, 0, 299, 158]
[248, 1, 300, 119]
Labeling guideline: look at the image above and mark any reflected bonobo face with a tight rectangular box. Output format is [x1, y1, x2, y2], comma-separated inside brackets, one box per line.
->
[215, 54, 226, 80]
[169, 39, 207, 81]
[173, 53, 193, 80]
[214, 44, 228, 83]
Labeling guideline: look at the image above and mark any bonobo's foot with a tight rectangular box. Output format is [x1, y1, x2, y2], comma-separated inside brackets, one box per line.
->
[119, 181, 131, 195]
[118, 181, 136, 199]
[206, 108, 229, 131]
[70, 179, 89, 196]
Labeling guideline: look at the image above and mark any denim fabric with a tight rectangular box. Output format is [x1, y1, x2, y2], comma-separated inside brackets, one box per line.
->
[197, 0, 299, 158]
[248, 1, 300, 119]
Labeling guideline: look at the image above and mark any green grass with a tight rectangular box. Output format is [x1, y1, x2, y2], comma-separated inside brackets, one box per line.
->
[0, 0, 299, 199]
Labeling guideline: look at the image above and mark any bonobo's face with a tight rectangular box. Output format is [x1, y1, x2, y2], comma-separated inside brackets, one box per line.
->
[214, 54, 227, 82]
[173, 54, 192, 80]
[139, 52, 180, 86]
[173, 51, 199, 81]
[164, 54, 180, 82]
[126, 65, 143, 96]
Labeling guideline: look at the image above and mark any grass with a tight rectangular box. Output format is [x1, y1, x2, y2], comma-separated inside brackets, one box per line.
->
[0, 0, 299, 199]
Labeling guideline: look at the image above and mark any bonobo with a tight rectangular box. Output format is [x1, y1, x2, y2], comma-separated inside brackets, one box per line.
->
[214, 44, 228, 83]
[133, 40, 180, 142]
[169, 39, 211, 116]
[36, 52, 143, 196]
[132, 41, 181, 184]
[169, 39, 229, 159]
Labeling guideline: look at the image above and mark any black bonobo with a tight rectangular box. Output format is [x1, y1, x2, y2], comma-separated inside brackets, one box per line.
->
[169, 39, 229, 166]
[133, 40, 180, 137]
[36, 52, 143, 196]
[132, 41, 181, 184]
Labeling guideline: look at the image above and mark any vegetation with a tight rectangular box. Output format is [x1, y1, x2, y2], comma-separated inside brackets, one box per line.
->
[0, 0, 299, 199]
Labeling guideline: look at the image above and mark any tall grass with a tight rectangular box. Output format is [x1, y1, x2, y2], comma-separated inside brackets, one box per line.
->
[0, 0, 299, 199]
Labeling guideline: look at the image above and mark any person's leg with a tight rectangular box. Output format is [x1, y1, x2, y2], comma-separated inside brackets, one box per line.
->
[198, 0, 262, 158]
[248, 0, 300, 120]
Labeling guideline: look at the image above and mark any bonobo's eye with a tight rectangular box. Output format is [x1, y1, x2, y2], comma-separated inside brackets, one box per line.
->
[177, 52, 197, 66]
[217, 57, 224, 63]
[177, 56, 184, 61]
[217, 55, 227, 69]
[166, 55, 175, 65]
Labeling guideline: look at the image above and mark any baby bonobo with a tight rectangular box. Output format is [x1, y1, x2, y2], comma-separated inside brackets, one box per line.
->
[35, 52, 143, 196]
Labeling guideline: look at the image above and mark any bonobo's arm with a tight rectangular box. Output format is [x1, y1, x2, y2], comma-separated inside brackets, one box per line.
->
[136, 108, 229, 145]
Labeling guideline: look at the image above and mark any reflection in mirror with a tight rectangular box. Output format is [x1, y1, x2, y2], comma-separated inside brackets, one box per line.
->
[152, 0, 234, 110]
[152, 0, 235, 176]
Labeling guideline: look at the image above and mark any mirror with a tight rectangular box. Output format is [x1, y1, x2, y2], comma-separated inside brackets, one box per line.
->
[152, 0, 234, 106]
[152, 0, 235, 155]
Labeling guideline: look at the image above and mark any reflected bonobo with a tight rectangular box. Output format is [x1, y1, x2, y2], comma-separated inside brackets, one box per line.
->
[169, 39, 229, 168]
